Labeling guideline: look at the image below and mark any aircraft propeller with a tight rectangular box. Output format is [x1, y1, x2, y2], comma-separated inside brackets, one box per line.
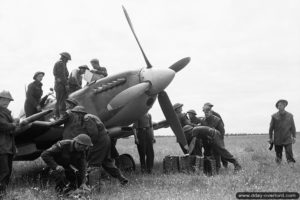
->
[122, 6, 190, 152]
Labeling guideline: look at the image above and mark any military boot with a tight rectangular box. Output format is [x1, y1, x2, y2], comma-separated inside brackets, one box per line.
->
[118, 175, 129, 185]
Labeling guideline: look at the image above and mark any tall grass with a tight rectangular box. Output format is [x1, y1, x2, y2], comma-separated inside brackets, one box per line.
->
[4, 135, 300, 200]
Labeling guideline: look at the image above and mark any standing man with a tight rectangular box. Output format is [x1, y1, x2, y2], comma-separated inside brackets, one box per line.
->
[183, 125, 242, 172]
[90, 58, 108, 79]
[203, 102, 224, 126]
[41, 134, 93, 193]
[201, 107, 228, 170]
[68, 65, 89, 93]
[133, 113, 155, 173]
[24, 71, 51, 117]
[269, 99, 296, 165]
[0, 91, 31, 196]
[53, 52, 71, 118]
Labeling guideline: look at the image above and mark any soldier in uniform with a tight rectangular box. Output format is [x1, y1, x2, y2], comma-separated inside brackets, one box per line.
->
[183, 125, 242, 172]
[133, 113, 155, 173]
[187, 109, 202, 125]
[186, 109, 203, 156]
[53, 52, 71, 118]
[173, 103, 193, 127]
[201, 107, 228, 170]
[173, 103, 198, 154]
[83, 113, 128, 185]
[50, 106, 128, 185]
[41, 134, 93, 193]
[269, 99, 296, 165]
[203, 102, 224, 126]
[68, 65, 89, 93]
[90, 58, 108, 78]
[24, 71, 52, 117]
[0, 91, 31, 196]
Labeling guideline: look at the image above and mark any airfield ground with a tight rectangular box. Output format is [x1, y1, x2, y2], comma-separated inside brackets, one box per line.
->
[3, 135, 300, 200]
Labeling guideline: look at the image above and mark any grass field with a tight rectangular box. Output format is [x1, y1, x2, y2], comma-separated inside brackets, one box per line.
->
[4, 135, 300, 200]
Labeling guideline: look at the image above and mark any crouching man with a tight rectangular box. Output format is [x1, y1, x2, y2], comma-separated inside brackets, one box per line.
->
[41, 134, 93, 194]
[183, 125, 242, 172]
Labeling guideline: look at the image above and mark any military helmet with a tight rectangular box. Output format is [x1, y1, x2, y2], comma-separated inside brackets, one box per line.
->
[78, 65, 89, 70]
[66, 98, 79, 107]
[183, 125, 193, 133]
[275, 99, 288, 108]
[71, 106, 87, 114]
[173, 103, 183, 110]
[74, 134, 93, 147]
[60, 52, 71, 60]
[33, 71, 45, 80]
[0, 90, 14, 101]
[90, 58, 99, 64]
[187, 109, 197, 115]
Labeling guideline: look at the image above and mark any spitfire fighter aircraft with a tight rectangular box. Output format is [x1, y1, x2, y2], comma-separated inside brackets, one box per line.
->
[14, 6, 190, 161]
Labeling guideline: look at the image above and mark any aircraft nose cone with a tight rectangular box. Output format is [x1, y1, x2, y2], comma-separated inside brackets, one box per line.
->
[140, 68, 175, 94]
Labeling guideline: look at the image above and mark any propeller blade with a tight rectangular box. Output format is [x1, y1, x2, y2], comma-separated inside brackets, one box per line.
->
[169, 57, 191, 73]
[158, 91, 188, 152]
[107, 82, 150, 111]
[122, 6, 152, 69]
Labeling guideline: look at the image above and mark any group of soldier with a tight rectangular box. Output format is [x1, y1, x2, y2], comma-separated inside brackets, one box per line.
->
[0, 51, 297, 197]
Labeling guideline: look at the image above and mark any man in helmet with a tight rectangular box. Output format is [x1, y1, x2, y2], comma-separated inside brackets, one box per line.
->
[90, 58, 108, 79]
[173, 103, 193, 127]
[50, 106, 128, 185]
[41, 134, 93, 194]
[68, 65, 89, 93]
[172, 103, 194, 153]
[24, 71, 52, 117]
[269, 99, 296, 165]
[53, 52, 71, 118]
[183, 125, 242, 172]
[83, 113, 129, 185]
[0, 91, 31, 196]
[187, 109, 202, 125]
[201, 107, 228, 171]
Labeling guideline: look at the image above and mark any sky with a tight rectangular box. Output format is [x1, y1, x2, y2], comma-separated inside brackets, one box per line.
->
[0, 0, 299, 134]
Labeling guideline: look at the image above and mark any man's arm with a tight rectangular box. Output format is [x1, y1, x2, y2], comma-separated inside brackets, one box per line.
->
[41, 142, 62, 170]
[290, 115, 296, 139]
[269, 116, 275, 141]
[0, 114, 17, 133]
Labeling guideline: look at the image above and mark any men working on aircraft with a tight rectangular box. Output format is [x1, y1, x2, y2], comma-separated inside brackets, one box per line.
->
[183, 125, 242, 172]
[0, 91, 31, 196]
[24, 71, 52, 117]
[186, 109, 203, 156]
[53, 52, 71, 118]
[83, 112, 128, 185]
[201, 107, 228, 171]
[41, 134, 93, 194]
[50, 106, 128, 185]
[133, 113, 155, 173]
[173, 103, 198, 154]
[68, 65, 89, 93]
[90, 58, 108, 78]
[269, 99, 296, 166]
